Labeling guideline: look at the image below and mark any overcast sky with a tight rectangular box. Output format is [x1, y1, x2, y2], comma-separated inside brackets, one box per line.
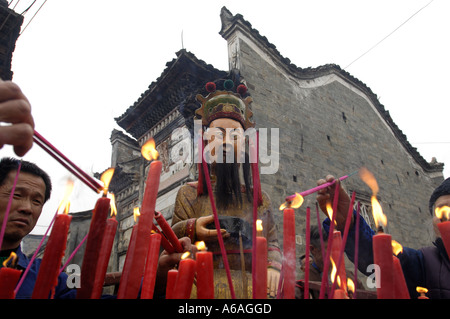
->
[3, 0, 448, 234]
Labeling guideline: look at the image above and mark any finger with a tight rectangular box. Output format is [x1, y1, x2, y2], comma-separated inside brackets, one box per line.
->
[0, 81, 28, 103]
[0, 124, 34, 157]
[0, 99, 34, 127]
[325, 175, 336, 183]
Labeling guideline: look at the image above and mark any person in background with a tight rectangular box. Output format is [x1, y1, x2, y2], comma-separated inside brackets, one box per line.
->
[316, 174, 450, 299]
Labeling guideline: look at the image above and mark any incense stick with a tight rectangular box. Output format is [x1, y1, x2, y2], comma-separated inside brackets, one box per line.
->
[33, 131, 103, 193]
[285, 170, 358, 201]
[0, 160, 22, 251]
[200, 135, 236, 299]
[329, 191, 356, 298]
[319, 181, 340, 299]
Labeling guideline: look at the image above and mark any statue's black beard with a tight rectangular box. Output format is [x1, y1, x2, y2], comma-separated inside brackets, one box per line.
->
[202, 153, 252, 210]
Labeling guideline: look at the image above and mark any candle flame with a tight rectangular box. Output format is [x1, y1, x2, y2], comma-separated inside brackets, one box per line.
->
[279, 192, 304, 210]
[141, 138, 159, 161]
[256, 219, 263, 232]
[359, 167, 379, 195]
[330, 258, 341, 287]
[416, 286, 428, 294]
[371, 196, 387, 229]
[108, 193, 117, 217]
[181, 251, 190, 260]
[133, 206, 140, 223]
[435, 205, 450, 221]
[392, 240, 403, 256]
[347, 278, 355, 294]
[195, 241, 206, 251]
[58, 178, 74, 215]
[2, 252, 17, 268]
[326, 202, 338, 225]
[100, 168, 115, 195]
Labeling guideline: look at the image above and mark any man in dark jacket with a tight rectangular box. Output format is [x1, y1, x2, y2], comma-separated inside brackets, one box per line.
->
[317, 175, 450, 299]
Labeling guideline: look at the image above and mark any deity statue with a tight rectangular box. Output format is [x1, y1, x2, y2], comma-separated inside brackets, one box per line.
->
[172, 76, 282, 298]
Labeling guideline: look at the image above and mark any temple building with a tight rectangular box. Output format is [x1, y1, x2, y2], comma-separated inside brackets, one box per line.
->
[104, 7, 443, 281]
[0, 0, 22, 80]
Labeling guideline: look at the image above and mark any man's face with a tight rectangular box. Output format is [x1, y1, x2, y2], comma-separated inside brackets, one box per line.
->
[206, 118, 244, 164]
[0, 171, 46, 249]
[435, 195, 450, 217]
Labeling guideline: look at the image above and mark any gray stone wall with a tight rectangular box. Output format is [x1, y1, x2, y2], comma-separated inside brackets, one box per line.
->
[237, 37, 438, 255]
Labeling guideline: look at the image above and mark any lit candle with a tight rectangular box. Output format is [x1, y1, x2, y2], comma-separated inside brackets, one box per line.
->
[391, 240, 410, 299]
[141, 233, 162, 299]
[304, 207, 311, 299]
[330, 259, 347, 299]
[32, 211, 72, 298]
[0, 252, 21, 299]
[195, 241, 214, 299]
[77, 198, 110, 298]
[166, 269, 178, 299]
[371, 196, 395, 299]
[417, 286, 429, 299]
[77, 168, 114, 299]
[172, 252, 196, 299]
[435, 206, 450, 258]
[91, 211, 118, 299]
[279, 193, 303, 299]
[360, 168, 394, 299]
[118, 138, 162, 298]
[330, 230, 347, 294]
[283, 207, 296, 299]
[254, 220, 267, 299]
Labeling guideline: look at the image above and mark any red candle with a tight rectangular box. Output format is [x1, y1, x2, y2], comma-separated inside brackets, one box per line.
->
[196, 242, 214, 299]
[283, 207, 296, 299]
[166, 269, 178, 299]
[172, 253, 196, 299]
[155, 211, 182, 253]
[392, 256, 410, 299]
[141, 233, 162, 299]
[330, 231, 347, 294]
[91, 216, 118, 299]
[437, 221, 450, 258]
[0, 252, 21, 299]
[32, 213, 72, 299]
[434, 206, 450, 259]
[117, 224, 137, 298]
[76, 196, 111, 299]
[254, 220, 267, 299]
[372, 230, 395, 299]
[0, 267, 21, 299]
[118, 139, 162, 298]
[333, 288, 347, 299]
[304, 207, 311, 299]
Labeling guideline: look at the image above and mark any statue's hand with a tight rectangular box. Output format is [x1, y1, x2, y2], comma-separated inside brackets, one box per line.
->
[196, 215, 229, 242]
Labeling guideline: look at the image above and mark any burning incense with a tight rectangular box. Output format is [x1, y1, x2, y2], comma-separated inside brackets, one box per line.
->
[33, 130, 103, 193]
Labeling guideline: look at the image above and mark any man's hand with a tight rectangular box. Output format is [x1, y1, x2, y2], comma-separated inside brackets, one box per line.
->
[316, 175, 352, 231]
[0, 81, 34, 157]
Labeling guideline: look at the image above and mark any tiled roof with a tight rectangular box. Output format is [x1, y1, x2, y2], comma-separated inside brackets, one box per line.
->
[115, 49, 226, 140]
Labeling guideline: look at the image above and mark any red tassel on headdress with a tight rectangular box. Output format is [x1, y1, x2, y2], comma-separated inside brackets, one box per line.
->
[197, 129, 205, 196]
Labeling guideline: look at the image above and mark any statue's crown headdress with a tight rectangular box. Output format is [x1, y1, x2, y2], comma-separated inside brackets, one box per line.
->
[195, 79, 254, 129]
